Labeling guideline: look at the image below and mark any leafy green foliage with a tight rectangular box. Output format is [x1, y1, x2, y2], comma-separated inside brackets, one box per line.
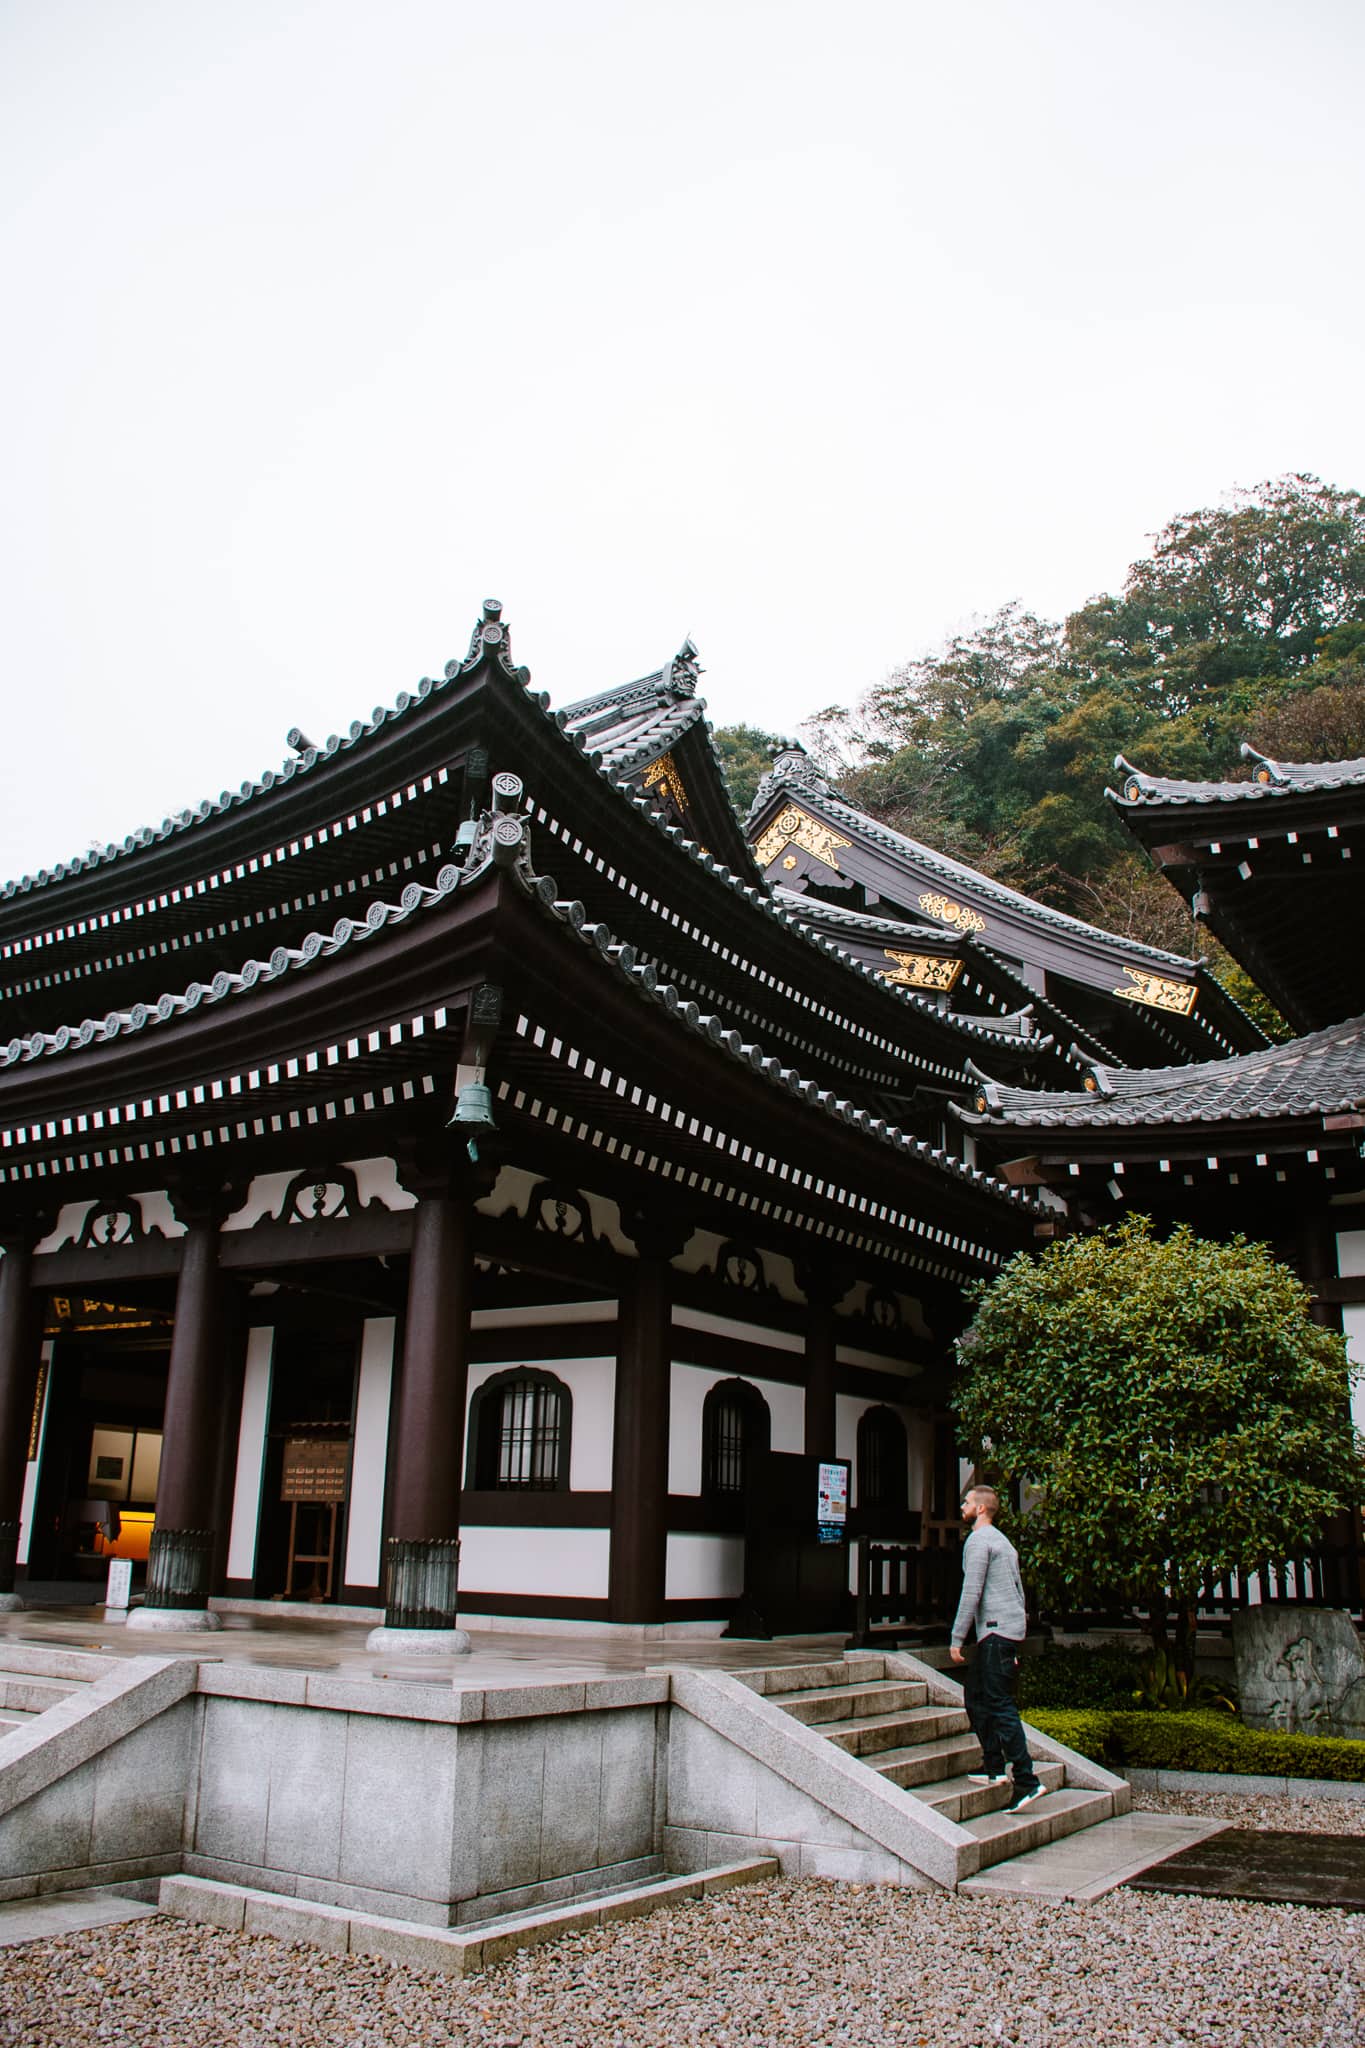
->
[1026, 1707, 1365, 1783]
[1134, 1646, 1237, 1715]
[804, 476, 1365, 981]
[711, 724, 794, 815]
[1015, 1643, 1149, 1711]
[956, 1219, 1364, 1644]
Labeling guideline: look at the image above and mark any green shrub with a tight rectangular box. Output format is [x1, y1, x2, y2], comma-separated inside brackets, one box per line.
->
[1016, 1644, 1149, 1712]
[1026, 1706, 1365, 1783]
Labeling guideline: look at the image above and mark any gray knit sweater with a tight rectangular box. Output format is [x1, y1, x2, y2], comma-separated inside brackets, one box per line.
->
[950, 1522, 1028, 1647]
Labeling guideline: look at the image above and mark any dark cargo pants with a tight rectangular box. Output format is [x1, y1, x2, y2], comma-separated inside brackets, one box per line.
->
[962, 1633, 1039, 1791]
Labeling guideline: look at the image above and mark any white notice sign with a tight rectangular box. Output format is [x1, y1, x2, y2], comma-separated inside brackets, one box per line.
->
[105, 1557, 133, 1610]
[817, 1462, 848, 1525]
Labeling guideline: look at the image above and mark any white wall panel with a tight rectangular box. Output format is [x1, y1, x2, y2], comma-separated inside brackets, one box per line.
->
[226, 1329, 274, 1581]
[16, 1340, 53, 1566]
[669, 1362, 804, 1495]
[836, 1391, 924, 1511]
[1337, 1231, 1365, 1278]
[1343, 1305, 1365, 1436]
[459, 1525, 611, 1598]
[464, 1354, 616, 1491]
[343, 1317, 397, 1589]
[665, 1532, 744, 1601]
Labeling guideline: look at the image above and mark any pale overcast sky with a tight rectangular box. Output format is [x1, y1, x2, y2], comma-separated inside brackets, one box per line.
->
[2, 0, 1362, 887]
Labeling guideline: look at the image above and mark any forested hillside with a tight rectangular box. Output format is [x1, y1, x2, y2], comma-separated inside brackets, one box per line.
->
[715, 474, 1365, 1035]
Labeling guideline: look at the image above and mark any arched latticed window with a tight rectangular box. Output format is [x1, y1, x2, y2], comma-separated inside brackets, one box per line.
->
[701, 1378, 771, 1497]
[857, 1405, 908, 1515]
[467, 1369, 572, 1491]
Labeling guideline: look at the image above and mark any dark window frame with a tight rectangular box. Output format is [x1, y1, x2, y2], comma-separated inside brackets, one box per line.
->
[465, 1367, 573, 1493]
[856, 1404, 909, 1515]
[701, 1377, 771, 1498]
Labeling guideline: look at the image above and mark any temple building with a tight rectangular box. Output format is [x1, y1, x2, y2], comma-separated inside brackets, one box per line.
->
[0, 607, 1051, 1641]
[0, 620, 1357, 1642]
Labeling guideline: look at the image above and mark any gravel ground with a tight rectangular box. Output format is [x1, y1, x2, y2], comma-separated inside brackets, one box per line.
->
[1140, 1785, 1365, 1835]
[1, 1878, 1360, 2048]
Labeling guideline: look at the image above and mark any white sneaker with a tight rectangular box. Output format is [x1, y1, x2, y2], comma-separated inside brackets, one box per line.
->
[1007, 1784, 1047, 1813]
[967, 1772, 1009, 1786]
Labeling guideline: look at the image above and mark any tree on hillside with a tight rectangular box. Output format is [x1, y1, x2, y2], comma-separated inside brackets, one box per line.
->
[802, 476, 1365, 978]
[955, 1218, 1363, 1676]
[711, 724, 794, 814]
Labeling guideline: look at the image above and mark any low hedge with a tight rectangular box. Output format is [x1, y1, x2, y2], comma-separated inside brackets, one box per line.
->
[1015, 1644, 1149, 1712]
[1027, 1706, 1365, 1784]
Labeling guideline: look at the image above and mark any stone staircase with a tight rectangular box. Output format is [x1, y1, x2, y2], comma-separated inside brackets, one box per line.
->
[735, 1654, 1116, 1880]
[0, 1642, 112, 1738]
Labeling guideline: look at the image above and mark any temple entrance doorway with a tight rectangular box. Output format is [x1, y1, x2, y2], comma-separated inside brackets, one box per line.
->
[254, 1328, 359, 1603]
[27, 1293, 176, 1590]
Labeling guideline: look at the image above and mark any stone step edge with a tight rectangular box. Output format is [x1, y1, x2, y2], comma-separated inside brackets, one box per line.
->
[0, 1645, 114, 1683]
[159, 1860, 779, 1975]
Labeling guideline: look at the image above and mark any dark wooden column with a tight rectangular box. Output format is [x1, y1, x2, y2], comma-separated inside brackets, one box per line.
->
[1297, 1212, 1343, 1331]
[609, 1209, 690, 1626]
[798, 1258, 855, 1461]
[0, 1231, 44, 1603]
[135, 1200, 233, 1620]
[380, 1187, 475, 1631]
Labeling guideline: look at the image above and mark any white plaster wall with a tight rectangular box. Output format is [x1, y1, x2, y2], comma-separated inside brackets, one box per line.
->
[344, 1318, 397, 1588]
[665, 1532, 744, 1600]
[17, 1339, 53, 1566]
[470, 1302, 616, 1330]
[458, 1526, 611, 1598]
[672, 1306, 803, 1354]
[1342, 1304, 1365, 1437]
[835, 1392, 924, 1511]
[1337, 1230, 1365, 1279]
[226, 1329, 274, 1581]
[668, 1362, 804, 1496]
[464, 1355, 616, 1492]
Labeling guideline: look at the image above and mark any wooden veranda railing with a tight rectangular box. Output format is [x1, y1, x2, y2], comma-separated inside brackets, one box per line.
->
[847, 1534, 1365, 1649]
[847, 1536, 963, 1650]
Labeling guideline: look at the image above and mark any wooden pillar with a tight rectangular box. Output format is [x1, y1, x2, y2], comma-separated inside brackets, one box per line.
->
[0, 1234, 43, 1603]
[609, 1210, 689, 1626]
[798, 1258, 855, 1462]
[1297, 1212, 1342, 1331]
[134, 1213, 229, 1623]
[380, 1191, 473, 1631]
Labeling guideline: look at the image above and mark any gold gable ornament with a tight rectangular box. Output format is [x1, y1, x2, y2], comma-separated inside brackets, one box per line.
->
[642, 751, 690, 816]
[917, 891, 986, 936]
[881, 949, 963, 993]
[1113, 968, 1198, 1016]
[752, 805, 851, 874]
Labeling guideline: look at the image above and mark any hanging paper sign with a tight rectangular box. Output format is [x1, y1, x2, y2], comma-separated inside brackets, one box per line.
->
[281, 1439, 350, 1503]
[817, 1461, 848, 1525]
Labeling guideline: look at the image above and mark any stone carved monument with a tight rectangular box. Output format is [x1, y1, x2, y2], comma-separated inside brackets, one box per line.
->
[1232, 1606, 1365, 1741]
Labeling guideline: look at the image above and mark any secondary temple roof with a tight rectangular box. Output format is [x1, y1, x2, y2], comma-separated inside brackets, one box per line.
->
[1110, 743, 1365, 1033]
[748, 748, 1263, 1067]
[956, 1012, 1365, 1132]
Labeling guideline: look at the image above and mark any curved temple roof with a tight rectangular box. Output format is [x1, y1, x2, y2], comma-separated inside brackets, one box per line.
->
[955, 1011, 1365, 1132]
[752, 748, 1205, 972]
[1112, 745, 1365, 810]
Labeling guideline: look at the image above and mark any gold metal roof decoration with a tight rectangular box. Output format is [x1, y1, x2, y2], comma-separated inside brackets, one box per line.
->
[917, 891, 987, 935]
[881, 949, 963, 993]
[641, 751, 690, 816]
[753, 805, 852, 874]
[1114, 967, 1199, 1016]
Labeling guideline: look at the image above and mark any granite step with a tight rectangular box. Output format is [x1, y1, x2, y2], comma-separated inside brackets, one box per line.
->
[161, 1858, 780, 1972]
[776, 1680, 929, 1726]
[867, 1731, 984, 1789]
[0, 1674, 81, 1715]
[731, 1658, 884, 1697]
[823, 1703, 972, 1758]
[906, 1760, 1068, 1824]
[960, 1786, 1116, 1875]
